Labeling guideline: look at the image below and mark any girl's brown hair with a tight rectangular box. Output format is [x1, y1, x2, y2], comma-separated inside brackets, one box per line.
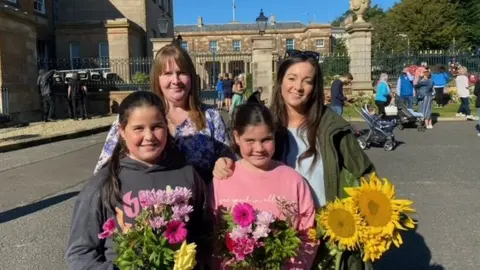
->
[150, 43, 206, 130]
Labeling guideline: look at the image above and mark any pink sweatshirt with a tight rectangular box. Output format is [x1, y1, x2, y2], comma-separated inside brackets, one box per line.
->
[213, 161, 318, 269]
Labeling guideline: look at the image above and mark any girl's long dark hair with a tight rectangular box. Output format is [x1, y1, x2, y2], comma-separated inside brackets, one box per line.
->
[102, 90, 168, 212]
[270, 56, 325, 173]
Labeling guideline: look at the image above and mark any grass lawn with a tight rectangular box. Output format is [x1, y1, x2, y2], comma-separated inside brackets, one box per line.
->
[343, 103, 478, 119]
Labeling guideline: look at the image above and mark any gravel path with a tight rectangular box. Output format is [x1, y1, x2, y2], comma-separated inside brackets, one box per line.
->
[0, 116, 117, 147]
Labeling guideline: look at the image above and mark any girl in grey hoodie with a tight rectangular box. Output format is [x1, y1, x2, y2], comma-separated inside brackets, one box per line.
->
[66, 91, 211, 269]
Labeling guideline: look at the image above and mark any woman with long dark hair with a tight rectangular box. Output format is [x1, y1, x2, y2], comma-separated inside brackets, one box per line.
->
[213, 50, 375, 269]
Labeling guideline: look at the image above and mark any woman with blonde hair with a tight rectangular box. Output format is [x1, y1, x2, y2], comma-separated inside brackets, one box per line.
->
[93, 42, 233, 184]
[455, 66, 474, 120]
[374, 73, 391, 117]
[229, 73, 245, 114]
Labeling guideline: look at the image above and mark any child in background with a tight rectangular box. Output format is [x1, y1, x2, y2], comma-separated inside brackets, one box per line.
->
[212, 103, 317, 269]
[66, 91, 210, 269]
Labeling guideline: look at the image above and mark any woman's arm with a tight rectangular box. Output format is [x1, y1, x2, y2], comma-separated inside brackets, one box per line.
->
[94, 116, 120, 175]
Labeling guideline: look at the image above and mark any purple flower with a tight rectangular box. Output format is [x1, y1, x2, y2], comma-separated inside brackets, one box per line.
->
[149, 216, 167, 229]
[172, 204, 194, 222]
[255, 211, 275, 227]
[138, 190, 155, 208]
[252, 225, 270, 239]
[171, 187, 193, 204]
[230, 225, 252, 240]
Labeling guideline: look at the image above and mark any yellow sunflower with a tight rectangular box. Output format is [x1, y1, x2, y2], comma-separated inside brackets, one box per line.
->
[317, 198, 364, 250]
[344, 173, 416, 239]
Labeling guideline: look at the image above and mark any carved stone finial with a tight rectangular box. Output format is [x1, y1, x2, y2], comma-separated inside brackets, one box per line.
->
[350, 0, 371, 23]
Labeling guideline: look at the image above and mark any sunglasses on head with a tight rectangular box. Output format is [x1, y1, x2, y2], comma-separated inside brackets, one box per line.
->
[284, 49, 320, 61]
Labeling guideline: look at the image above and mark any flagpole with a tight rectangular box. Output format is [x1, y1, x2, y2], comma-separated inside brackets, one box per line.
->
[232, 0, 236, 22]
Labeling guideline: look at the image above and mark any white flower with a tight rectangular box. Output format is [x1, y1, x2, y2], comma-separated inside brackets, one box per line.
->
[256, 211, 275, 226]
[252, 225, 271, 239]
[230, 225, 252, 240]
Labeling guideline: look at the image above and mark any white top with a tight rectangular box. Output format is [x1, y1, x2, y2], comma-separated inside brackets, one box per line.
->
[455, 75, 470, 98]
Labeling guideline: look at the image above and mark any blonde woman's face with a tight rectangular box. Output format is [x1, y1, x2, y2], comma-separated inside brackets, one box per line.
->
[158, 59, 191, 105]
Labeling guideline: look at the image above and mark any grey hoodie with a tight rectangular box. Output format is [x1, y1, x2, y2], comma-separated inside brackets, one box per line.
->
[66, 149, 211, 270]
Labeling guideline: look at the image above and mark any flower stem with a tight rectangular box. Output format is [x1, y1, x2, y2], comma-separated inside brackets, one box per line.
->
[334, 251, 344, 270]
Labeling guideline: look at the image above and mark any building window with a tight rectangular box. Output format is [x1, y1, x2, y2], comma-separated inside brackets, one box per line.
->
[34, 0, 46, 14]
[209, 40, 218, 52]
[181, 41, 189, 51]
[166, 0, 171, 13]
[316, 39, 325, 48]
[151, 29, 157, 38]
[69, 42, 80, 69]
[7, 0, 18, 4]
[152, 0, 156, 3]
[99, 42, 109, 58]
[233, 40, 241, 51]
[286, 39, 295, 50]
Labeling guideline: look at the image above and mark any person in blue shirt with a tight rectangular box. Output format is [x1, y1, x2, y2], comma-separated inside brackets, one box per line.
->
[216, 75, 224, 110]
[330, 73, 353, 116]
[431, 65, 450, 108]
[396, 67, 415, 109]
[374, 73, 391, 117]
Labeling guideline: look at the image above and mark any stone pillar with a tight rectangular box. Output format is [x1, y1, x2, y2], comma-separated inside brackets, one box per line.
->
[252, 37, 273, 106]
[346, 22, 373, 93]
[151, 38, 174, 56]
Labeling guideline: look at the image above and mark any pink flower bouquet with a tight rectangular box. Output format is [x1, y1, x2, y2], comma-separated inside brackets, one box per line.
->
[98, 186, 197, 270]
[215, 202, 302, 269]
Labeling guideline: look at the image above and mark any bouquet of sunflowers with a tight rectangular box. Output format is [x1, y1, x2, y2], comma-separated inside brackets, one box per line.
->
[312, 173, 416, 270]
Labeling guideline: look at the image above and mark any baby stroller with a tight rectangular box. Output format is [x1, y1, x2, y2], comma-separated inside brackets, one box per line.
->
[355, 105, 397, 151]
[393, 93, 426, 132]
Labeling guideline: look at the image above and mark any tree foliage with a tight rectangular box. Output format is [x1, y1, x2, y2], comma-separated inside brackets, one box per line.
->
[331, 4, 386, 27]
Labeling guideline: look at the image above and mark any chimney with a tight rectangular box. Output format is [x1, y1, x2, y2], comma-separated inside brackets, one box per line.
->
[270, 14, 276, 25]
[197, 16, 204, 27]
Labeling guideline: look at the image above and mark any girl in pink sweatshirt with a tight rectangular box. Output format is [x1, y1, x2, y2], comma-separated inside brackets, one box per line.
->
[212, 103, 318, 269]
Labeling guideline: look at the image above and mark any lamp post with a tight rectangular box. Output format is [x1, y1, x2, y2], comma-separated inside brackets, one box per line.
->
[256, 9, 268, 36]
[157, 13, 169, 37]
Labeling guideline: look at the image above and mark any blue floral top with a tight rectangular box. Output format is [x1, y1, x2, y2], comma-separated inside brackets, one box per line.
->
[94, 108, 231, 183]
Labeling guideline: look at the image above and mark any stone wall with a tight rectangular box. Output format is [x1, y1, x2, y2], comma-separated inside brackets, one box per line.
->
[0, 6, 41, 122]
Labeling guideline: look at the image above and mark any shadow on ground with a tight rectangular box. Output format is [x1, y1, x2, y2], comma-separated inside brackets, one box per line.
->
[0, 134, 40, 143]
[374, 226, 444, 270]
[0, 191, 79, 223]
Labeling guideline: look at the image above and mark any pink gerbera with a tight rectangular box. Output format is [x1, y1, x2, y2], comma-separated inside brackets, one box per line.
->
[232, 203, 256, 227]
[98, 217, 116, 239]
[164, 220, 187, 244]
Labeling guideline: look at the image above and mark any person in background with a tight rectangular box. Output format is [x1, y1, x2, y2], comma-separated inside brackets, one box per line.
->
[37, 69, 57, 122]
[246, 86, 264, 104]
[216, 75, 224, 110]
[396, 67, 415, 109]
[431, 65, 450, 108]
[415, 71, 434, 129]
[374, 73, 391, 117]
[68, 72, 88, 120]
[473, 77, 480, 137]
[330, 73, 353, 116]
[455, 66, 475, 120]
[229, 74, 245, 114]
[222, 73, 234, 111]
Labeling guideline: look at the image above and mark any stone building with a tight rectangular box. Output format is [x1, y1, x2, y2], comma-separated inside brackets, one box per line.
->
[0, 0, 174, 121]
[174, 15, 333, 88]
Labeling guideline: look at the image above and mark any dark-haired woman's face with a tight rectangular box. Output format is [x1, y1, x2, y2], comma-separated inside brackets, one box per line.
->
[120, 106, 168, 166]
[281, 62, 315, 112]
[159, 59, 191, 106]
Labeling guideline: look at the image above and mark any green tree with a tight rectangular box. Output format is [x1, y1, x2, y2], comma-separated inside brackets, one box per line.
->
[374, 0, 466, 52]
[454, 0, 480, 49]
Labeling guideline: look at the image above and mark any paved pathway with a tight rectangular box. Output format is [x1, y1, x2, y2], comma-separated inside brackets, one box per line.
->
[0, 122, 479, 269]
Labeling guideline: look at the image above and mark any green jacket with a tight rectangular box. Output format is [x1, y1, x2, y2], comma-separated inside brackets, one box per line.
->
[274, 106, 375, 201]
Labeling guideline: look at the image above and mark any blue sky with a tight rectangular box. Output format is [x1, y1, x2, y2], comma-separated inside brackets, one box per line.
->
[173, 0, 397, 25]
